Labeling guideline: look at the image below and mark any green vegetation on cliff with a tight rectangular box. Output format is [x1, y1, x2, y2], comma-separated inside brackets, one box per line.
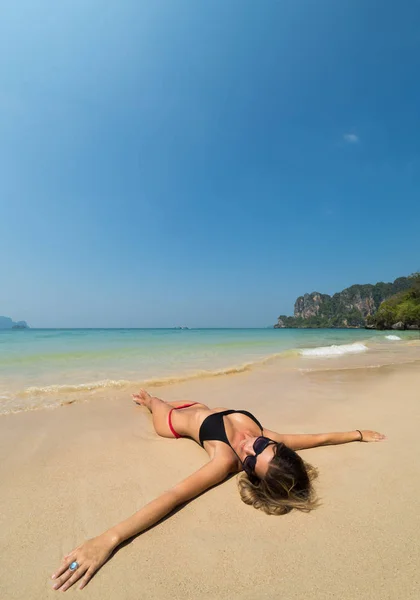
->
[275, 275, 418, 329]
[367, 274, 420, 329]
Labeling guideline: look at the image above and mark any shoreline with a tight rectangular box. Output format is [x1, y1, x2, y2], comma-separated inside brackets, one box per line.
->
[2, 336, 420, 416]
[1, 356, 420, 599]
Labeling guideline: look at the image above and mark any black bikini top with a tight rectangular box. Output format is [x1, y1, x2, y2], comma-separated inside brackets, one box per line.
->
[199, 409, 263, 449]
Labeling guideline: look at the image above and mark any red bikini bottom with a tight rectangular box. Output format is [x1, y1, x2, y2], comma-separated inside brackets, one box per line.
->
[168, 402, 200, 438]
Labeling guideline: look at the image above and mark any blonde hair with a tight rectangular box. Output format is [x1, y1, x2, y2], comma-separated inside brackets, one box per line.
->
[237, 443, 320, 516]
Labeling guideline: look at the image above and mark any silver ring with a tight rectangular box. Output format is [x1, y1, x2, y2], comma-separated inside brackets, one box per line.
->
[69, 561, 79, 571]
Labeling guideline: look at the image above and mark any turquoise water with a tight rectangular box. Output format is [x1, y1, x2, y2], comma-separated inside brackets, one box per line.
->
[0, 328, 418, 414]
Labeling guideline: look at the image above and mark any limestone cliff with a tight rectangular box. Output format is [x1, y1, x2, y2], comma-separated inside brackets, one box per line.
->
[294, 293, 330, 319]
[275, 276, 413, 328]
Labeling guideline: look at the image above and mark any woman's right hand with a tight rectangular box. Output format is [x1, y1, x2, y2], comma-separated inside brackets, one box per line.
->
[51, 533, 117, 591]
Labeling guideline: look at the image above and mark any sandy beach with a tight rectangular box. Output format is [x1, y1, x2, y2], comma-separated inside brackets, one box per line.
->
[1, 356, 419, 600]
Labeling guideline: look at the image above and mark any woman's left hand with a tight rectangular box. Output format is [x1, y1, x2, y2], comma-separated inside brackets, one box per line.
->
[359, 430, 387, 442]
[51, 534, 115, 591]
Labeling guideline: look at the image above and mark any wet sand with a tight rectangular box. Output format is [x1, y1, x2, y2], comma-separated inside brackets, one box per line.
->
[0, 356, 419, 599]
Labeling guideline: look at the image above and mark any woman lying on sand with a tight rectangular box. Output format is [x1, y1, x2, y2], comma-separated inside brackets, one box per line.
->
[51, 389, 386, 591]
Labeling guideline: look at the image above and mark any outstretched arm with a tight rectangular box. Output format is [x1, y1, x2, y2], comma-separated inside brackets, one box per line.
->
[51, 459, 229, 592]
[263, 428, 386, 451]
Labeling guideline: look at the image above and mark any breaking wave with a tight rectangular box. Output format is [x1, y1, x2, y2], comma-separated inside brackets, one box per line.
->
[299, 342, 368, 357]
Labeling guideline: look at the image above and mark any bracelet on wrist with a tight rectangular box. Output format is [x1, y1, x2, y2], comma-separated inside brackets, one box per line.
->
[355, 429, 363, 442]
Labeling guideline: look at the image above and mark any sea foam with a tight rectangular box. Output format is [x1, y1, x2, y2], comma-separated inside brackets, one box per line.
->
[299, 342, 368, 357]
[385, 335, 401, 341]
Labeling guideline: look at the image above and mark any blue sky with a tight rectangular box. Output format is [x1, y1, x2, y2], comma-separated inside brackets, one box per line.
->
[0, 1, 419, 327]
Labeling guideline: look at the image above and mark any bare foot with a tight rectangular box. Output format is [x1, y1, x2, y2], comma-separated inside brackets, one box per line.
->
[131, 389, 152, 408]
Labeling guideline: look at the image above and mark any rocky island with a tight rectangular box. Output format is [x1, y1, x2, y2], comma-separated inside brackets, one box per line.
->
[0, 316, 29, 329]
[275, 275, 420, 330]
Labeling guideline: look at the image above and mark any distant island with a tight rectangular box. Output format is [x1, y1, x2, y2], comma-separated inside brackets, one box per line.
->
[0, 316, 29, 329]
[275, 274, 420, 330]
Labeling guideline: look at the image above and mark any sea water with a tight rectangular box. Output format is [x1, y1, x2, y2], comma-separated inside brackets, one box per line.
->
[0, 328, 418, 414]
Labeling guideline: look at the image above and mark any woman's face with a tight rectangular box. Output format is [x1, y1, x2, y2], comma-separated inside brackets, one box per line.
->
[239, 436, 276, 479]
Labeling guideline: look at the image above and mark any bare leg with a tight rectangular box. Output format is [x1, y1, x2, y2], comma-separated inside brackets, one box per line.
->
[132, 389, 209, 438]
[132, 389, 159, 410]
[132, 389, 209, 410]
[132, 389, 176, 438]
[132, 389, 194, 410]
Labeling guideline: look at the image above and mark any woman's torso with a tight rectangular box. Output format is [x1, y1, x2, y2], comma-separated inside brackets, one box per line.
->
[170, 403, 263, 471]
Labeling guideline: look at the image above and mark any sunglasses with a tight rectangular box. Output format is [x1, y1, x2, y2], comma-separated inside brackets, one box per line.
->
[242, 436, 276, 480]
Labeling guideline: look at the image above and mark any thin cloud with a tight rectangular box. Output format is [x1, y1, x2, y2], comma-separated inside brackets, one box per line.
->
[343, 133, 359, 144]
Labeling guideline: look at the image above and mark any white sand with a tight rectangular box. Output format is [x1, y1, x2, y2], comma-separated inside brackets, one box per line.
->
[1, 359, 419, 599]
